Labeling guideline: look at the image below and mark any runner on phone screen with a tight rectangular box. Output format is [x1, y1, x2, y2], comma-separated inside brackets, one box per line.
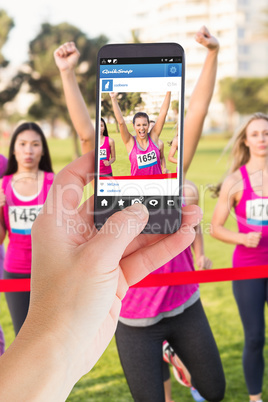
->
[109, 91, 171, 176]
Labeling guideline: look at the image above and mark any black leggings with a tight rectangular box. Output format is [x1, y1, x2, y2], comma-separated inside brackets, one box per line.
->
[4, 270, 30, 336]
[233, 278, 268, 395]
[116, 299, 225, 402]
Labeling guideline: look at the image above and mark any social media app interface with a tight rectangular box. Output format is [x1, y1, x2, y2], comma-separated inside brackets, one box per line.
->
[97, 56, 183, 211]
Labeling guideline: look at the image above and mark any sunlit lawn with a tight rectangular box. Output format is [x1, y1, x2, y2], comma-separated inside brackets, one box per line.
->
[1, 128, 268, 401]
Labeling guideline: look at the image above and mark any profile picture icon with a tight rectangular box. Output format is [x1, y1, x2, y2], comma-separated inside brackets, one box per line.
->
[102, 79, 113, 92]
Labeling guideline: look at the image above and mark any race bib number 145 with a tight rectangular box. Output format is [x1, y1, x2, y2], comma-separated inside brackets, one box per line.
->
[9, 205, 43, 234]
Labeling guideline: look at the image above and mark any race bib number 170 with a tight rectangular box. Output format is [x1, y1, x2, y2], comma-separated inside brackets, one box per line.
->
[9, 205, 43, 234]
[246, 199, 268, 226]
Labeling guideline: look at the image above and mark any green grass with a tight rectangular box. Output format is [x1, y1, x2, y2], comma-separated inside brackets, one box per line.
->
[1, 132, 268, 401]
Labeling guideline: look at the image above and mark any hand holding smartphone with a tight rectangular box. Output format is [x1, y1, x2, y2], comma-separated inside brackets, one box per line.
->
[94, 43, 185, 234]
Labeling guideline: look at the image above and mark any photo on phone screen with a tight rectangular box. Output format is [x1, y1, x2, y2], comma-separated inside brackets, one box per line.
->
[94, 43, 185, 234]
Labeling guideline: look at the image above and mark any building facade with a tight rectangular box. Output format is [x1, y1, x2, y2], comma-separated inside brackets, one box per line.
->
[131, 0, 268, 130]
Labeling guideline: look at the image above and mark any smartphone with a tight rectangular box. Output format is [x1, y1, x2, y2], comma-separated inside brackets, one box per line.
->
[94, 43, 185, 234]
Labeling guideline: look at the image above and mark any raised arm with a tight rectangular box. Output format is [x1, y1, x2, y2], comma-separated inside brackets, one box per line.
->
[168, 136, 178, 165]
[183, 26, 219, 176]
[110, 92, 134, 152]
[150, 91, 171, 142]
[54, 42, 95, 154]
[159, 140, 168, 174]
[184, 180, 212, 270]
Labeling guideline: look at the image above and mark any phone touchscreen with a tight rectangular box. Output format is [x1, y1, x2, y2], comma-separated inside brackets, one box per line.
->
[95, 45, 184, 233]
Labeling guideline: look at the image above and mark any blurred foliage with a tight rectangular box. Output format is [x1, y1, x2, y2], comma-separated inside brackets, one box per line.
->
[0, 9, 19, 109]
[102, 92, 143, 132]
[0, 9, 14, 67]
[219, 76, 268, 115]
[26, 22, 108, 129]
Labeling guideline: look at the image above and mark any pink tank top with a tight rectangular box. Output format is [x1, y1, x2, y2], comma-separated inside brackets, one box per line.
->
[99, 136, 112, 175]
[233, 165, 268, 267]
[0, 155, 7, 177]
[0, 155, 8, 277]
[120, 244, 199, 319]
[2, 171, 54, 273]
[129, 136, 162, 176]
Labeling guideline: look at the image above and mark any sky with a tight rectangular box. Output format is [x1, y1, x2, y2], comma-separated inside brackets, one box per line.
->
[1, 0, 136, 67]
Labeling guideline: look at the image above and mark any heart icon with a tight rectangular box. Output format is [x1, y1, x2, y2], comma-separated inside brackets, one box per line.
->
[108, 59, 112, 63]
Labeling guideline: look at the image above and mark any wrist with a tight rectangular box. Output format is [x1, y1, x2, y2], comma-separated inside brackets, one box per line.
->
[238, 232, 246, 246]
[207, 46, 219, 56]
[60, 68, 76, 80]
[0, 322, 77, 402]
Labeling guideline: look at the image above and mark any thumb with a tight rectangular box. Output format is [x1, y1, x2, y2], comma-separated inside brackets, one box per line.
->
[93, 203, 149, 262]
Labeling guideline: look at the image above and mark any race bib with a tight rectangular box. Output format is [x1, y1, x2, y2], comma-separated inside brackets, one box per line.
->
[9, 205, 43, 234]
[137, 150, 157, 169]
[100, 148, 107, 160]
[246, 199, 268, 226]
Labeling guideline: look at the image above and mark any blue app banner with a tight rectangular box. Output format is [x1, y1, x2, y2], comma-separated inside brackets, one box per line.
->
[100, 63, 182, 78]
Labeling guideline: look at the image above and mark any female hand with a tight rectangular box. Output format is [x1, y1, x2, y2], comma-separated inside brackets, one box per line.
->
[195, 26, 219, 52]
[109, 92, 118, 99]
[54, 41, 80, 73]
[242, 231, 262, 248]
[0, 151, 202, 401]
[196, 255, 213, 270]
[28, 151, 201, 380]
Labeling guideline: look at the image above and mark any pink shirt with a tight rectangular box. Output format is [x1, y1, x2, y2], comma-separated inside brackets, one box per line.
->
[0, 155, 7, 278]
[99, 136, 112, 176]
[129, 136, 162, 176]
[0, 155, 7, 178]
[120, 245, 199, 319]
[2, 171, 54, 273]
[233, 165, 268, 267]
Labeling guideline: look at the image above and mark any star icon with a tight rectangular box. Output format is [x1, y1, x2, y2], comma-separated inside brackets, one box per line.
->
[118, 199, 125, 207]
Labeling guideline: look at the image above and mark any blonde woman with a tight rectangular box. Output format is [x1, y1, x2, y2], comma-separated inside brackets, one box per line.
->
[211, 113, 268, 402]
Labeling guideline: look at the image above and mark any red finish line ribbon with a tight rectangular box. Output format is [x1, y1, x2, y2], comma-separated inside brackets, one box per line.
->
[132, 265, 268, 287]
[0, 265, 268, 292]
[0, 279, 31, 292]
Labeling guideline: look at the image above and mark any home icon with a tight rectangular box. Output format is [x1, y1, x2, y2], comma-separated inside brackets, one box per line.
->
[101, 199, 108, 207]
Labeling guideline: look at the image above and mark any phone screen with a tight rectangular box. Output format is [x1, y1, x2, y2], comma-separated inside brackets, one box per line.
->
[94, 44, 184, 234]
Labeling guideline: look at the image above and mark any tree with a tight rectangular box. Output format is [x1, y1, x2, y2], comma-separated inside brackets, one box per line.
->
[102, 92, 144, 132]
[219, 76, 268, 131]
[26, 22, 108, 157]
[0, 9, 22, 116]
[0, 9, 14, 68]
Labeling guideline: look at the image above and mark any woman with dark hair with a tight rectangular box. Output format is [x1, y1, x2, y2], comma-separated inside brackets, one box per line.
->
[99, 117, 115, 177]
[110, 92, 170, 176]
[0, 152, 7, 355]
[0, 122, 54, 335]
